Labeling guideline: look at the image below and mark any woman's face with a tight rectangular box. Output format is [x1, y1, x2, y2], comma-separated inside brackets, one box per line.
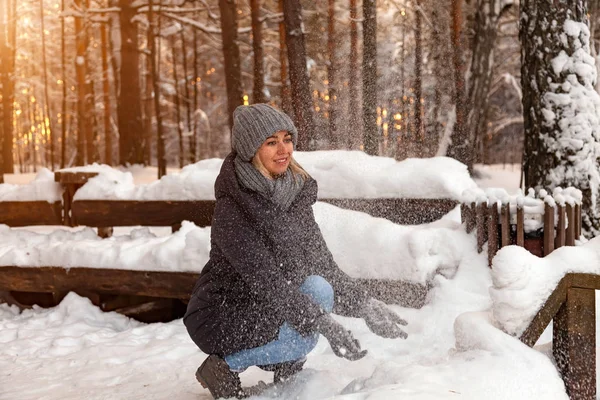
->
[256, 130, 294, 176]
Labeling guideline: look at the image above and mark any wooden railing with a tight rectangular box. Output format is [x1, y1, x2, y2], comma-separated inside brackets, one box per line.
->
[461, 188, 582, 266]
[0, 171, 453, 320]
[518, 273, 597, 400]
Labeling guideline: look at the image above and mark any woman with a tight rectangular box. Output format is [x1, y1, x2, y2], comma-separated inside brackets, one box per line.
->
[184, 104, 408, 399]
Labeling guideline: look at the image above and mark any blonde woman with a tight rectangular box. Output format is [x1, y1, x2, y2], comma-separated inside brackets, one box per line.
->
[184, 104, 408, 399]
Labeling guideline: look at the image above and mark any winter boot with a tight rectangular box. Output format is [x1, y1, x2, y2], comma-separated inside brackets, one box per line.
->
[195, 354, 246, 399]
[273, 358, 306, 384]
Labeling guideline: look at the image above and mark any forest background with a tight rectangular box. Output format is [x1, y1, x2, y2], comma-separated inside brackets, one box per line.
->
[0, 0, 535, 176]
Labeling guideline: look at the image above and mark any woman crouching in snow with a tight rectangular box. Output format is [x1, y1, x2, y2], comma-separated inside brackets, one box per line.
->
[184, 104, 408, 399]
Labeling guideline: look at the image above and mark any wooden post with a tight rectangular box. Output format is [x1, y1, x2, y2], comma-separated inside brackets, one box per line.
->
[488, 202, 499, 268]
[575, 204, 581, 239]
[466, 201, 476, 233]
[516, 205, 524, 247]
[553, 287, 596, 400]
[555, 204, 566, 249]
[476, 202, 487, 253]
[98, 227, 113, 238]
[543, 202, 554, 256]
[566, 204, 575, 246]
[500, 203, 510, 248]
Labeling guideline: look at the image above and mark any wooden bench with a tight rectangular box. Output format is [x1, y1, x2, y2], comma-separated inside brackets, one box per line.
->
[0, 170, 453, 321]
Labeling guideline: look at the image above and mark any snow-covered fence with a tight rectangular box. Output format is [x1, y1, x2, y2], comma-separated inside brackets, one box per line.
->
[461, 187, 583, 266]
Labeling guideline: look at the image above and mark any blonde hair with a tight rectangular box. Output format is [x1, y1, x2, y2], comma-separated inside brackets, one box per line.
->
[252, 155, 310, 181]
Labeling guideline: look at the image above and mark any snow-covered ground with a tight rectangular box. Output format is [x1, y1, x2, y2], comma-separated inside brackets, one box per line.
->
[0, 160, 576, 399]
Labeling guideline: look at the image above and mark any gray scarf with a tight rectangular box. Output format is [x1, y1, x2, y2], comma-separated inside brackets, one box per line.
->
[234, 156, 305, 210]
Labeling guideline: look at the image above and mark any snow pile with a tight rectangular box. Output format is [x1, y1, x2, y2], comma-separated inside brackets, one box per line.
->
[68, 151, 475, 201]
[0, 168, 61, 202]
[490, 238, 600, 337]
[0, 219, 569, 399]
[295, 151, 477, 199]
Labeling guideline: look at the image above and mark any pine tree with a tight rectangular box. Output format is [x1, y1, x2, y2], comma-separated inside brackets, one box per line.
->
[521, 0, 600, 236]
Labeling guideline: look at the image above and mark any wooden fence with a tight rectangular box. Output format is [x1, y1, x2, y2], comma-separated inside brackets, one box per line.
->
[461, 187, 582, 266]
[519, 273, 597, 400]
[0, 171, 453, 320]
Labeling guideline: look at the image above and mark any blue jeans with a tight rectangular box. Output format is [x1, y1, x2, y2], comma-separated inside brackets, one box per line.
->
[224, 275, 334, 371]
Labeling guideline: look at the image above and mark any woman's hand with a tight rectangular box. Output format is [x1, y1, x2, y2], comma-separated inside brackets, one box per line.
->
[315, 314, 367, 361]
[360, 298, 408, 339]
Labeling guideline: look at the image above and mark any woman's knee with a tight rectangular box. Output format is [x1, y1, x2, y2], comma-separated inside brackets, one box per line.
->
[300, 275, 334, 312]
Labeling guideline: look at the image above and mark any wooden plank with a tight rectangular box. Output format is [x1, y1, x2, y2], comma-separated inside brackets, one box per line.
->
[476, 203, 486, 253]
[553, 287, 596, 400]
[466, 202, 476, 233]
[555, 204, 566, 249]
[500, 203, 510, 247]
[0, 266, 199, 299]
[320, 198, 458, 225]
[0, 267, 430, 310]
[488, 203, 499, 268]
[575, 204, 581, 239]
[570, 273, 600, 290]
[54, 171, 99, 184]
[72, 198, 458, 228]
[566, 204, 575, 246]
[520, 274, 570, 347]
[543, 203, 554, 256]
[0, 201, 63, 227]
[516, 206, 525, 246]
[72, 200, 216, 228]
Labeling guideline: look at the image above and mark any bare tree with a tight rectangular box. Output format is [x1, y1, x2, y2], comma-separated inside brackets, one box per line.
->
[118, 0, 145, 165]
[327, 0, 338, 148]
[219, 0, 244, 128]
[250, 0, 266, 104]
[347, 0, 360, 149]
[282, 0, 316, 150]
[362, 0, 378, 155]
[0, 0, 16, 173]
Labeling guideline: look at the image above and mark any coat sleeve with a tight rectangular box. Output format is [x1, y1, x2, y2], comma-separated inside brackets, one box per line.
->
[212, 196, 326, 335]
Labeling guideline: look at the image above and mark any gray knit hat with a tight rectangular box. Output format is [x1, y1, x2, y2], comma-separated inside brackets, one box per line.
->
[231, 104, 298, 161]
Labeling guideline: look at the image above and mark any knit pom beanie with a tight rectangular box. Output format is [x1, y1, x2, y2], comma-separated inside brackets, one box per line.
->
[231, 104, 298, 161]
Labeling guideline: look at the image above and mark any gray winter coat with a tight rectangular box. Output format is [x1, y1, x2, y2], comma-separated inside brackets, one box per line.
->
[184, 153, 366, 356]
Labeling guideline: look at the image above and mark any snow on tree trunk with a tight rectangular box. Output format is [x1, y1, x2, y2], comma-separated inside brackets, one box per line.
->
[521, 0, 600, 237]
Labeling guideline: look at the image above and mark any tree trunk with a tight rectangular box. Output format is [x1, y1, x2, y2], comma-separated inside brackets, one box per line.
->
[61, 0, 67, 168]
[172, 35, 185, 169]
[362, 0, 378, 155]
[0, 0, 15, 173]
[149, 0, 166, 178]
[118, 0, 145, 166]
[278, 0, 292, 116]
[446, 0, 470, 169]
[143, 22, 153, 165]
[218, 0, 244, 129]
[250, 0, 266, 104]
[327, 0, 338, 148]
[521, 0, 600, 236]
[347, 0, 360, 149]
[74, 0, 87, 165]
[466, 0, 512, 167]
[101, 20, 113, 166]
[84, 0, 98, 164]
[193, 17, 200, 159]
[40, 0, 54, 169]
[413, 0, 423, 157]
[177, 30, 194, 164]
[282, 0, 316, 150]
